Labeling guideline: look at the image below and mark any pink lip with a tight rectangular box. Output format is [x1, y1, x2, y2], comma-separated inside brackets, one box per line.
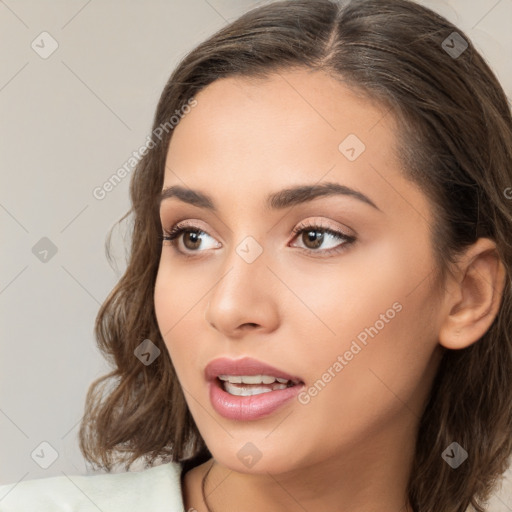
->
[205, 357, 305, 421]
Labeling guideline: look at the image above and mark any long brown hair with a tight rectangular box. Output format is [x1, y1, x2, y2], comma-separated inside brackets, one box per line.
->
[78, 1, 512, 510]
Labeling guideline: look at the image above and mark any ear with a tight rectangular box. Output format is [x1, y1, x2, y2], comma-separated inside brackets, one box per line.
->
[438, 238, 506, 350]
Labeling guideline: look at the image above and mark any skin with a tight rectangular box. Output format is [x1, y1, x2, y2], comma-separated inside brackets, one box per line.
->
[153, 68, 505, 512]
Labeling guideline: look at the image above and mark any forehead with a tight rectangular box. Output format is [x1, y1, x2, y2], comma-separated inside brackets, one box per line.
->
[168, 68, 396, 155]
[163, 68, 428, 222]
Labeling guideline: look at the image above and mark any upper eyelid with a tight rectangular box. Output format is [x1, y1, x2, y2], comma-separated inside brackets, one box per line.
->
[162, 216, 353, 233]
[163, 220, 349, 236]
[161, 220, 220, 245]
[166, 218, 215, 235]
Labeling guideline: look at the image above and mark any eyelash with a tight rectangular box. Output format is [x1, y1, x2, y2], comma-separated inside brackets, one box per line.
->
[160, 220, 356, 258]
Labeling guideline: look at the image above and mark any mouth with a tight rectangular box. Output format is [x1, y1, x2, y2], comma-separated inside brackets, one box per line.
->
[217, 374, 300, 396]
[205, 357, 305, 421]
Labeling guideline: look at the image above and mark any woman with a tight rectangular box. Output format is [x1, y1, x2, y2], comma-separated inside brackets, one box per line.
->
[1, 0, 511, 511]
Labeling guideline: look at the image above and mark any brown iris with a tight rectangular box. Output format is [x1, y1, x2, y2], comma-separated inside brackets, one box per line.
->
[183, 231, 202, 250]
[302, 229, 324, 249]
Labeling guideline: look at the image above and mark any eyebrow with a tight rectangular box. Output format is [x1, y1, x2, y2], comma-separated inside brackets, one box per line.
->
[159, 182, 381, 212]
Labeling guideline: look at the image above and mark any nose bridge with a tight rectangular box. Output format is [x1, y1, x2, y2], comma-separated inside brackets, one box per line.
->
[214, 232, 269, 303]
[205, 230, 279, 334]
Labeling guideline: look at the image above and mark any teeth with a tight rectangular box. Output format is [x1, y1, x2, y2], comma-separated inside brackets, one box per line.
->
[223, 381, 289, 396]
[218, 375, 243, 383]
[218, 374, 291, 385]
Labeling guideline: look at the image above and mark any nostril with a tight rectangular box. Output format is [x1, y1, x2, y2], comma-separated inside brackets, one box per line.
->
[238, 322, 260, 330]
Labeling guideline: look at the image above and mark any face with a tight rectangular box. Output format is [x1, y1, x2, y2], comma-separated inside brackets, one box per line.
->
[154, 68, 445, 475]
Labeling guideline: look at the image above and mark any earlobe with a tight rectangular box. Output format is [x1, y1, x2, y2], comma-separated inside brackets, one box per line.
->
[438, 238, 506, 350]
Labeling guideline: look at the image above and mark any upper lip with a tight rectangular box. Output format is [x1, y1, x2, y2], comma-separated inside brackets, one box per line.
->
[205, 357, 304, 384]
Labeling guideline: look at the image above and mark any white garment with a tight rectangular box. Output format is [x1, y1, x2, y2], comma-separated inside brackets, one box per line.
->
[0, 462, 185, 511]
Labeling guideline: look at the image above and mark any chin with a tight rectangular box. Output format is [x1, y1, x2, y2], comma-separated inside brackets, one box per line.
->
[206, 440, 307, 476]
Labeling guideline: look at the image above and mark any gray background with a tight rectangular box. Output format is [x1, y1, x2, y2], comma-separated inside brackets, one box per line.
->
[1, 0, 511, 508]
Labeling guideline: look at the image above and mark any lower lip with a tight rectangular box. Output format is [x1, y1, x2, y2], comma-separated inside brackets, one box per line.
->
[208, 379, 304, 421]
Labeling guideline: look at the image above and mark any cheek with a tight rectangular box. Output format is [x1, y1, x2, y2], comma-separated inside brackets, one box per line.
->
[153, 262, 198, 378]
[154, 255, 210, 330]
[284, 232, 435, 346]
[296, 257, 440, 446]
[292, 235, 440, 405]
[153, 257, 225, 392]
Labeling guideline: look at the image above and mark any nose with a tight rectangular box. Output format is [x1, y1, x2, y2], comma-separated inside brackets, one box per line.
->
[204, 247, 280, 338]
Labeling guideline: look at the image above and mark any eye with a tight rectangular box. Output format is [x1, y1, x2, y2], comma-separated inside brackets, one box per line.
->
[161, 221, 221, 255]
[160, 219, 356, 258]
[290, 221, 356, 256]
